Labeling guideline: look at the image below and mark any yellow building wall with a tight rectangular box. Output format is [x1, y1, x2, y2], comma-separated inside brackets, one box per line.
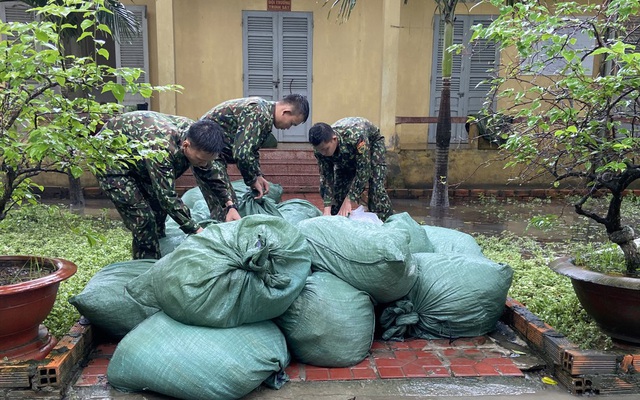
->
[32, 0, 551, 191]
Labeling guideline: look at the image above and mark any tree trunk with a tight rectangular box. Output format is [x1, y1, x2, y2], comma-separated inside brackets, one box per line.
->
[609, 226, 640, 275]
[430, 17, 454, 209]
[68, 173, 85, 213]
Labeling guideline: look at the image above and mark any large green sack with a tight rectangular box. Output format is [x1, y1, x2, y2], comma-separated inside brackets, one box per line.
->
[274, 272, 374, 367]
[384, 212, 434, 253]
[297, 216, 416, 304]
[380, 253, 513, 340]
[276, 199, 322, 225]
[127, 214, 311, 328]
[420, 225, 483, 255]
[68, 260, 159, 338]
[107, 312, 290, 400]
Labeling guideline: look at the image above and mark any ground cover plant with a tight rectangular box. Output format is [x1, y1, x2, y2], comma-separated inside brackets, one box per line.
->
[2, 198, 633, 350]
[0, 204, 130, 338]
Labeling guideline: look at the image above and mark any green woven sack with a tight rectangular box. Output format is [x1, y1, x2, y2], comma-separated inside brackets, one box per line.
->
[107, 312, 290, 400]
[297, 216, 416, 304]
[380, 253, 513, 340]
[275, 199, 322, 225]
[127, 214, 311, 328]
[275, 272, 374, 367]
[68, 260, 159, 337]
[384, 212, 434, 253]
[237, 191, 283, 218]
[420, 225, 483, 255]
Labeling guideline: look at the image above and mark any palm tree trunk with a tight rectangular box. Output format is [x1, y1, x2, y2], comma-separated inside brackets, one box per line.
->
[430, 16, 453, 208]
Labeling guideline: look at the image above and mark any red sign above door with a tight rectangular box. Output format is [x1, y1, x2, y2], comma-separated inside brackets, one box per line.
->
[267, 0, 291, 11]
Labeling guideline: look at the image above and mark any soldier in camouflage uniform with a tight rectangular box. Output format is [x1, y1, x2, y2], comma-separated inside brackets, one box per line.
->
[96, 111, 239, 260]
[308, 117, 393, 221]
[200, 94, 310, 200]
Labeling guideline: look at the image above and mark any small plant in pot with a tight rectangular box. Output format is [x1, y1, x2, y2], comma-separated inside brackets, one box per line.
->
[473, 0, 640, 344]
[0, 0, 178, 361]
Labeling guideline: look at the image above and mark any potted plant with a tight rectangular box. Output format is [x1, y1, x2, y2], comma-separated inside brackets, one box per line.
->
[0, 256, 77, 360]
[473, 0, 640, 344]
[0, 0, 178, 361]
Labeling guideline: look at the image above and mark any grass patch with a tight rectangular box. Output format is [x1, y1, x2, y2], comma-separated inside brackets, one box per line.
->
[0, 204, 131, 338]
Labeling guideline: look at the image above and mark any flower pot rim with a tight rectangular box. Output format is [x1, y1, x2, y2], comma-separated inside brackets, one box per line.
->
[0, 255, 77, 294]
[550, 256, 640, 290]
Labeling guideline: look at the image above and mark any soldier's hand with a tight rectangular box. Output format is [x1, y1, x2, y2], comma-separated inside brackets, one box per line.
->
[323, 206, 332, 216]
[338, 199, 353, 217]
[252, 176, 270, 199]
[226, 207, 241, 222]
[196, 227, 204, 234]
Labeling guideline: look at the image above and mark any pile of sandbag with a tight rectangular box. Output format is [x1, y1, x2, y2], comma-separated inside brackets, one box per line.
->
[69, 191, 512, 400]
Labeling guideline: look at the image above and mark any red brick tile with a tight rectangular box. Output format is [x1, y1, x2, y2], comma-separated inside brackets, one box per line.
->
[377, 366, 405, 379]
[285, 364, 301, 381]
[424, 367, 452, 377]
[407, 339, 428, 349]
[94, 343, 117, 357]
[371, 341, 390, 350]
[352, 368, 378, 379]
[394, 350, 418, 360]
[328, 368, 354, 380]
[371, 350, 395, 359]
[374, 357, 405, 368]
[442, 348, 460, 357]
[495, 364, 524, 376]
[448, 357, 477, 366]
[87, 358, 110, 367]
[81, 366, 108, 376]
[402, 363, 429, 378]
[426, 339, 452, 348]
[351, 359, 372, 369]
[463, 348, 482, 356]
[483, 357, 516, 366]
[305, 368, 331, 381]
[415, 350, 438, 358]
[390, 341, 412, 350]
[473, 363, 502, 376]
[413, 356, 444, 367]
[74, 374, 108, 387]
[450, 365, 479, 377]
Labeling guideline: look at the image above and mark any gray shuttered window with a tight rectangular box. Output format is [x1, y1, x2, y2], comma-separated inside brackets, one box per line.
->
[115, 6, 149, 107]
[429, 15, 499, 144]
[243, 11, 312, 142]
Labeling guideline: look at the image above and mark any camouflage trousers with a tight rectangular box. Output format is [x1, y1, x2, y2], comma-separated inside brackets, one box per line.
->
[330, 145, 393, 221]
[97, 174, 166, 260]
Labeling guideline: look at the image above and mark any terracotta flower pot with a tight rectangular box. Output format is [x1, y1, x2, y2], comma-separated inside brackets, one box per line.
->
[0, 255, 77, 361]
[549, 257, 640, 345]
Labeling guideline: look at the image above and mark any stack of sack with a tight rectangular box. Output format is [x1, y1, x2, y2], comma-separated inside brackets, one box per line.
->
[70, 182, 513, 400]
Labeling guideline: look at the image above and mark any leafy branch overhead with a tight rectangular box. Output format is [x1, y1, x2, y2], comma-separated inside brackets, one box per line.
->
[0, 0, 181, 220]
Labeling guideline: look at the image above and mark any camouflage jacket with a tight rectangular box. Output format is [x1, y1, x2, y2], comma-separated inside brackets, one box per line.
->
[314, 117, 385, 206]
[100, 111, 232, 234]
[200, 97, 276, 186]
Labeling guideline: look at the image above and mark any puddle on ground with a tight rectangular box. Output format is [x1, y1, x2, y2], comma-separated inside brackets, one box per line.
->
[392, 197, 617, 243]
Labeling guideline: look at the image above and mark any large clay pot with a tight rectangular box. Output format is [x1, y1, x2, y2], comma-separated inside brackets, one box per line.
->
[0, 255, 77, 361]
[549, 257, 640, 345]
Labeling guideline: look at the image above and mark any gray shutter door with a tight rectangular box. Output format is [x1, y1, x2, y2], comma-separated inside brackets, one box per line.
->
[244, 12, 277, 100]
[244, 11, 312, 143]
[467, 18, 499, 114]
[429, 17, 466, 143]
[429, 15, 498, 144]
[115, 6, 149, 107]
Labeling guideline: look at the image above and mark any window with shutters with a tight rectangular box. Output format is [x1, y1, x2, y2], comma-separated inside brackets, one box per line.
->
[429, 15, 499, 144]
[243, 11, 312, 142]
